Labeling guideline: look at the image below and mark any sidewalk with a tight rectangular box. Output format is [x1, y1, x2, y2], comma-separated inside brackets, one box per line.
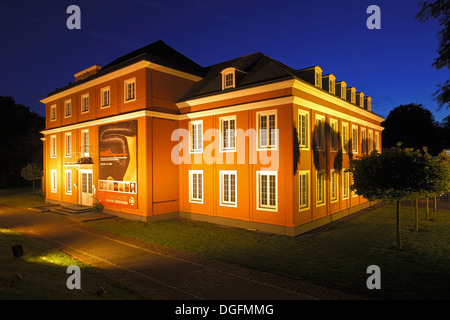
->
[0, 204, 367, 300]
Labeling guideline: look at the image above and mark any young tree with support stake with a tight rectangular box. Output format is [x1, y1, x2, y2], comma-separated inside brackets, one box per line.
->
[350, 146, 426, 250]
[20, 163, 42, 193]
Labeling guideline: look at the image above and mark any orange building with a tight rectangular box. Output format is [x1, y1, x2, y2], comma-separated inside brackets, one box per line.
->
[40, 40, 384, 235]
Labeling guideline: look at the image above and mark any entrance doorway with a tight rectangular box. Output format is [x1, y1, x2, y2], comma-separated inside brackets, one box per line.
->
[79, 169, 93, 206]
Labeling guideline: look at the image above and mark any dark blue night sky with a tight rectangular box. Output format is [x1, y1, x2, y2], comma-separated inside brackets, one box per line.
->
[0, 0, 448, 122]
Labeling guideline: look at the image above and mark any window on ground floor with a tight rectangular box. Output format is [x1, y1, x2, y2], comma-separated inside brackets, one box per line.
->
[189, 170, 203, 203]
[257, 171, 277, 211]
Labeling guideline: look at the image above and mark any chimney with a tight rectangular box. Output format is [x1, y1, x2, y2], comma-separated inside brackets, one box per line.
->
[74, 65, 102, 82]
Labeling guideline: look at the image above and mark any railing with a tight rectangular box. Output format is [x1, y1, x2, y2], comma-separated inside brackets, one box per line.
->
[64, 150, 93, 165]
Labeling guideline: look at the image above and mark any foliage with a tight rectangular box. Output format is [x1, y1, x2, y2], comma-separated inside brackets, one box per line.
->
[20, 163, 42, 193]
[416, 0, 450, 109]
[0, 96, 45, 188]
[381, 103, 442, 155]
[349, 145, 446, 249]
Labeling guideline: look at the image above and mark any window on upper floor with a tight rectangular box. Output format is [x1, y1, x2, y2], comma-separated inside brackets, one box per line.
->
[220, 116, 236, 152]
[298, 109, 309, 149]
[64, 100, 72, 118]
[50, 104, 57, 121]
[330, 118, 338, 152]
[190, 120, 203, 153]
[329, 79, 335, 94]
[81, 129, 90, 156]
[315, 115, 325, 151]
[101, 86, 110, 108]
[361, 128, 367, 154]
[342, 122, 349, 153]
[352, 125, 358, 154]
[50, 135, 57, 158]
[257, 110, 277, 150]
[81, 94, 89, 113]
[65, 132, 72, 157]
[124, 78, 136, 102]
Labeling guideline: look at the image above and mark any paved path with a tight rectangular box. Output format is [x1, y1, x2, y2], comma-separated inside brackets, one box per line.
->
[0, 204, 367, 300]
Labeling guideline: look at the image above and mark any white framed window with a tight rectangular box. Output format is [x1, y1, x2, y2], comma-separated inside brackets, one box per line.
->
[330, 170, 339, 202]
[220, 116, 236, 152]
[341, 85, 347, 99]
[101, 86, 110, 108]
[299, 170, 310, 211]
[65, 132, 72, 157]
[374, 131, 380, 152]
[51, 170, 57, 193]
[257, 110, 277, 150]
[257, 171, 277, 211]
[124, 78, 136, 102]
[361, 128, 367, 154]
[315, 114, 325, 151]
[342, 122, 349, 153]
[329, 79, 335, 94]
[220, 170, 237, 207]
[65, 170, 72, 195]
[368, 130, 374, 153]
[50, 104, 57, 121]
[50, 135, 57, 158]
[316, 170, 326, 206]
[190, 120, 203, 153]
[342, 170, 350, 200]
[224, 72, 234, 89]
[315, 72, 322, 88]
[81, 129, 90, 156]
[298, 109, 309, 149]
[189, 170, 203, 203]
[81, 93, 89, 113]
[64, 100, 72, 118]
[352, 125, 358, 154]
[330, 118, 338, 152]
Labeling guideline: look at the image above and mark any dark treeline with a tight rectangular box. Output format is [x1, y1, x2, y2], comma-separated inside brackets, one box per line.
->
[0, 96, 45, 188]
[382, 103, 450, 156]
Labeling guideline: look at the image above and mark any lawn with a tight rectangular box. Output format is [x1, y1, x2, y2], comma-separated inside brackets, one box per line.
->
[0, 227, 150, 300]
[87, 203, 450, 300]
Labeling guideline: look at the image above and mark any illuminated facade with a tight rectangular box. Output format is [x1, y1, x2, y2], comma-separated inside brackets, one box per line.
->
[41, 40, 384, 235]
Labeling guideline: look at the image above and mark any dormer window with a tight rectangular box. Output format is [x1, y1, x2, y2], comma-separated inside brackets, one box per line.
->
[221, 68, 236, 90]
[315, 72, 322, 88]
[329, 80, 334, 94]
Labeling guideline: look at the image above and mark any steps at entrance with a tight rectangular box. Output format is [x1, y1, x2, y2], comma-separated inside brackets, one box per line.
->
[50, 204, 94, 215]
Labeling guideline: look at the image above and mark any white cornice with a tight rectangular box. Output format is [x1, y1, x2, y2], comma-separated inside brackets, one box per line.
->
[40, 61, 202, 104]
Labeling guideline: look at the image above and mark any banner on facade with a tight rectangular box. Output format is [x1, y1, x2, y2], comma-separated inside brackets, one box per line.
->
[98, 120, 137, 209]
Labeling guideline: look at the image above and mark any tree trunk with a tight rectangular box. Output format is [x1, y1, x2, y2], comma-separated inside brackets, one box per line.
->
[415, 198, 419, 232]
[32, 179, 35, 193]
[396, 200, 402, 250]
[434, 195, 437, 212]
[426, 197, 430, 220]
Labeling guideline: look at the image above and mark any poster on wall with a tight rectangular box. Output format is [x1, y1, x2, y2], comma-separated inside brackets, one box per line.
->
[98, 120, 138, 209]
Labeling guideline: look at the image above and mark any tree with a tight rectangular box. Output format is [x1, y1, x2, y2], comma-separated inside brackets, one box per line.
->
[416, 0, 450, 109]
[0, 96, 44, 188]
[20, 163, 42, 193]
[350, 146, 426, 249]
[382, 103, 441, 155]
